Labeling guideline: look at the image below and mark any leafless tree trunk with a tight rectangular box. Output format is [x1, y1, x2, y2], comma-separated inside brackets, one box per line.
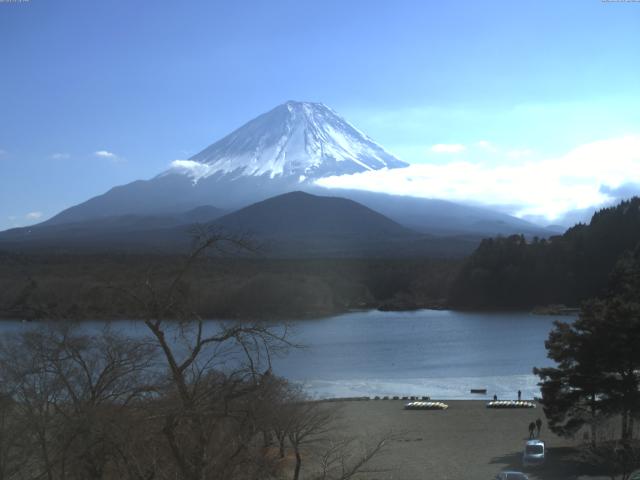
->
[279, 391, 395, 480]
[286, 401, 334, 480]
[312, 434, 393, 480]
[120, 230, 293, 480]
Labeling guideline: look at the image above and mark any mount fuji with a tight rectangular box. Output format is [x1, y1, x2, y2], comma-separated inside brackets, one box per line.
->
[44, 101, 409, 225]
[0, 101, 552, 254]
[171, 101, 407, 182]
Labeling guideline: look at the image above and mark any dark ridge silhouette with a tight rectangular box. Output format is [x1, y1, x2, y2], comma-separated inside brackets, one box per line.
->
[0, 205, 225, 252]
[214, 191, 414, 238]
[0, 191, 479, 258]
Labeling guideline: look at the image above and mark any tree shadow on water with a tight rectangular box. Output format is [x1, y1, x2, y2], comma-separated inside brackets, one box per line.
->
[489, 447, 592, 480]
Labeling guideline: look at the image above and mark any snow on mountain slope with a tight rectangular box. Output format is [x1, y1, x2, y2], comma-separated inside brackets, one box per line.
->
[28, 100, 552, 239]
[166, 101, 408, 183]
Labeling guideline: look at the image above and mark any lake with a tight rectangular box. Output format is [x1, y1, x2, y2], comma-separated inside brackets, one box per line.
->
[0, 309, 572, 400]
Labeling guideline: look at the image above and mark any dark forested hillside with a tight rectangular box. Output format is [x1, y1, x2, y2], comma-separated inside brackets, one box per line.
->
[449, 197, 640, 309]
[0, 254, 460, 320]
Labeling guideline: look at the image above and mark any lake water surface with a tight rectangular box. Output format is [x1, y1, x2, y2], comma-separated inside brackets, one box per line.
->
[0, 309, 572, 400]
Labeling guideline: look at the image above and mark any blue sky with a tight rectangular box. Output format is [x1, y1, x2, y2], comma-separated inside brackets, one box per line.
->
[1, 0, 640, 229]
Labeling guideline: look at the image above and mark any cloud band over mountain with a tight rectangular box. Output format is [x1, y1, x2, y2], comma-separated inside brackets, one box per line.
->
[315, 135, 640, 222]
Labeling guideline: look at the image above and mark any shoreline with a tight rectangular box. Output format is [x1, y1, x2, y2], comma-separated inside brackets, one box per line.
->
[318, 396, 539, 403]
[0, 304, 579, 323]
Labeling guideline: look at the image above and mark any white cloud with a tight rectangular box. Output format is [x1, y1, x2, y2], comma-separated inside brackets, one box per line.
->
[476, 140, 498, 152]
[430, 143, 466, 154]
[169, 159, 212, 182]
[94, 150, 117, 159]
[506, 149, 533, 160]
[94, 150, 126, 163]
[51, 152, 71, 160]
[26, 211, 43, 220]
[315, 135, 640, 221]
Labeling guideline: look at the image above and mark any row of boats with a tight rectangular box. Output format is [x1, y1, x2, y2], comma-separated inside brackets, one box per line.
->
[403, 400, 537, 410]
[486, 400, 536, 409]
[404, 401, 449, 410]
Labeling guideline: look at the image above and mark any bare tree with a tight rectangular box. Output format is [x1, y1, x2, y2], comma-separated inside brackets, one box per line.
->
[0, 325, 158, 480]
[0, 328, 66, 480]
[119, 230, 293, 480]
[0, 229, 395, 480]
[0, 391, 24, 480]
[287, 400, 336, 480]
[311, 434, 392, 480]
[268, 384, 394, 480]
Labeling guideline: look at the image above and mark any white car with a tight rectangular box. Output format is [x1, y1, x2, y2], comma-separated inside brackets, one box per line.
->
[522, 439, 545, 467]
[495, 471, 529, 480]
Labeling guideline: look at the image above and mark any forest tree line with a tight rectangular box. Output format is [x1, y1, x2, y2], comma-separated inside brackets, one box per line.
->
[0, 254, 459, 321]
[450, 197, 640, 309]
[2, 197, 640, 319]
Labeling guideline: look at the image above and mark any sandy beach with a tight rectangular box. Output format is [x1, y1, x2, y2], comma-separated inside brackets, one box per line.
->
[328, 400, 600, 480]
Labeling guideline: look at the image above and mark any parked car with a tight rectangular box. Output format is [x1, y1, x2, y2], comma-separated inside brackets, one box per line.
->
[495, 471, 529, 480]
[522, 439, 545, 467]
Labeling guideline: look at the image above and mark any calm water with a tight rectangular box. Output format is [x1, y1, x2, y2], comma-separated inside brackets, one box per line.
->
[0, 309, 572, 400]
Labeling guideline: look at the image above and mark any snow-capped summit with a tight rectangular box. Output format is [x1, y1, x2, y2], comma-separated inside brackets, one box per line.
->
[30, 101, 551, 240]
[168, 101, 408, 183]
